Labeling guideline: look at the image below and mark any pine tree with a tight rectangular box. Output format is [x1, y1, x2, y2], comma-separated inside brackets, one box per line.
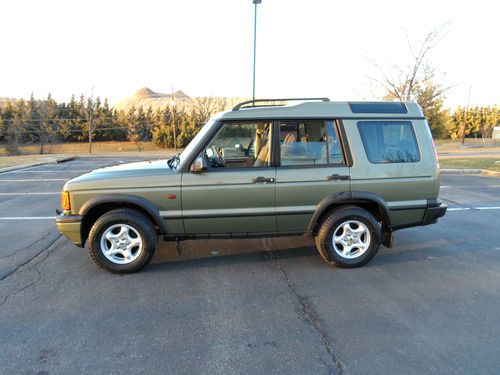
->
[37, 93, 58, 154]
[60, 95, 80, 141]
[152, 107, 174, 148]
[8, 99, 28, 154]
[126, 104, 138, 146]
[0, 101, 15, 145]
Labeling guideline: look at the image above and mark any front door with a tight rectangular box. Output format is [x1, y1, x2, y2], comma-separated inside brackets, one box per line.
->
[182, 120, 276, 235]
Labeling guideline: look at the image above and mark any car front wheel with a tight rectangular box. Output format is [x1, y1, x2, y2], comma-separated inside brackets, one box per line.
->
[88, 209, 157, 273]
[315, 206, 381, 268]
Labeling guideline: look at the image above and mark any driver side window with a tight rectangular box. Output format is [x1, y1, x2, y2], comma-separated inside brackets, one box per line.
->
[202, 122, 271, 168]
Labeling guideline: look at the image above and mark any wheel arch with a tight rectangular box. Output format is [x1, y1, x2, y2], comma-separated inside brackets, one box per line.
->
[79, 194, 167, 246]
[307, 191, 391, 236]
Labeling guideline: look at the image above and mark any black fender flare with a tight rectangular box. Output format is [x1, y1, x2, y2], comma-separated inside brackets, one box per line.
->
[79, 194, 167, 234]
[307, 191, 391, 234]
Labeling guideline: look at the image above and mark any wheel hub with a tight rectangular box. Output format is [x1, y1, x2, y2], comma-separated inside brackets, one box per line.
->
[100, 224, 143, 265]
[332, 220, 371, 259]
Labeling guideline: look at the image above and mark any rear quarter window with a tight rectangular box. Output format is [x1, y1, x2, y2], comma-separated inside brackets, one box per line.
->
[357, 121, 420, 163]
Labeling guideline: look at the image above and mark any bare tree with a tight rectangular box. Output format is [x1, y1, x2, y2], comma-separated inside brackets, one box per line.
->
[368, 23, 453, 137]
[368, 23, 451, 101]
[189, 97, 228, 125]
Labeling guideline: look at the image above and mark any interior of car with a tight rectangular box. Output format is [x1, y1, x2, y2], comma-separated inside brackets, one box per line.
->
[202, 120, 344, 168]
[204, 122, 271, 168]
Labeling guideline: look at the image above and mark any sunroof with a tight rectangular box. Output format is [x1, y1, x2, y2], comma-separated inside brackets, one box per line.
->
[349, 102, 407, 114]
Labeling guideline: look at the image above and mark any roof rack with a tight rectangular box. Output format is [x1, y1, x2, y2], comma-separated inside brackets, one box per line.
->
[232, 97, 330, 111]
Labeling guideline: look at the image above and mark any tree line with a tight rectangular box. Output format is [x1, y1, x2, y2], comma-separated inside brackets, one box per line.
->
[0, 93, 498, 155]
[0, 94, 227, 154]
[447, 106, 499, 140]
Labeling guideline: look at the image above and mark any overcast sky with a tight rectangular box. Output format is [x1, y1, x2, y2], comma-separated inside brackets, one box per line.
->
[1, 0, 498, 108]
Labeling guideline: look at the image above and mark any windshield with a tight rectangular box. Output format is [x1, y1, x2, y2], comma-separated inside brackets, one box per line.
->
[173, 117, 217, 170]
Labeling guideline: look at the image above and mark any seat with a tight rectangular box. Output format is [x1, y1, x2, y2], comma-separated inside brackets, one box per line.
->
[281, 133, 296, 157]
[254, 143, 269, 166]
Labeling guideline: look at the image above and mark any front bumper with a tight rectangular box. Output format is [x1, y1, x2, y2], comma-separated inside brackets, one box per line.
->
[55, 213, 84, 247]
[421, 199, 447, 226]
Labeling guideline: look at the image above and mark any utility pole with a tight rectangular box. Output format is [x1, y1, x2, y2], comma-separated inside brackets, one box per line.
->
[171, 86, 177, 151]
[252, 0, 261, 101]
[88, 85, 94, 153]
[460, 86, 472, 145]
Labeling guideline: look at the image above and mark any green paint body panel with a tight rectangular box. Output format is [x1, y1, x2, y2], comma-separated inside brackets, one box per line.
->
[55, 221, 82, 246]
[275, 166, 350, 232]
[181, 168, 276, 234]
[55, 101, 446, 246]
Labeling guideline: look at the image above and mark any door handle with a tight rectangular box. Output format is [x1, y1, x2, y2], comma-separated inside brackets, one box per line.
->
[327, 174, 350, 181]
[252, 176, 275, 184]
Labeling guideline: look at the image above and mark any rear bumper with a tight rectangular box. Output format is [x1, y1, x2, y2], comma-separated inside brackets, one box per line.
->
[55, 213, 84, 247]
[421, 199, 447, 226]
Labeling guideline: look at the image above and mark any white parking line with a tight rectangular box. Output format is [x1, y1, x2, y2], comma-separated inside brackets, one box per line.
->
[2, 170, 89, 174]
[441, 185, 500, 189]
[44, 163, 111, 166]
[0, 179, 67, 182]
[447, 206, 500, 211]
[0, 192, 60, 195]
[0, 217, 56, 220]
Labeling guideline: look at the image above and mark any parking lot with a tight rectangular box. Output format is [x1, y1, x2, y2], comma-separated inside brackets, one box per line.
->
[0, 156, 499, 374]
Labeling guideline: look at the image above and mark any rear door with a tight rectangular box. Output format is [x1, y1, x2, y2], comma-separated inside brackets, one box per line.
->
[181, 120, 276, 234]
[275, 119, 351, 233]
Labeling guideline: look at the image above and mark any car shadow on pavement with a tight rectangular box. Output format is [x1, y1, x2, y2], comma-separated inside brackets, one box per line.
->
[145, 245, 319, 274]
[376, 237, 465, 266]
[144, 233, 464, 273]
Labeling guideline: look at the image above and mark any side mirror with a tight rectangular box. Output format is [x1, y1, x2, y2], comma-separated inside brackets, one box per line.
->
[190, 156, 207, 173]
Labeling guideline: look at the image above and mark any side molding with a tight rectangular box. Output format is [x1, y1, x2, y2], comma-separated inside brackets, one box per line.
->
[79, 194, 168, 234]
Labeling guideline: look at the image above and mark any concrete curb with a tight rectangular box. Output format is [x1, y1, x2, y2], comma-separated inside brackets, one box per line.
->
[0, 156, 76, 174]
[441, 168, 500, 178]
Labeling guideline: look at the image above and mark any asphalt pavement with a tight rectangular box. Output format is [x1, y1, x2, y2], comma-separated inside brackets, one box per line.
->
[0, 157, 499, 374]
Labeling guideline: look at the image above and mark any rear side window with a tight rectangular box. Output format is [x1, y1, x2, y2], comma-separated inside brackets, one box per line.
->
[279, 120, 344, 166]
[279, 120, 327, 166]
[357, 121, 420, 163]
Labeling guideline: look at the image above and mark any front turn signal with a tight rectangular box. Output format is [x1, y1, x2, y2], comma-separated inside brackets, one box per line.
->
[61, 191, 71, 211]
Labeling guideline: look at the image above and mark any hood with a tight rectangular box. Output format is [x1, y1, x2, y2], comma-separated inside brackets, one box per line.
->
[93, 159, 169, 173]
[64, 159, 180, 191]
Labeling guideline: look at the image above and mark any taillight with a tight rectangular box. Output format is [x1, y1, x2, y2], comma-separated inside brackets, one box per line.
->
[61, 191, 71, 211]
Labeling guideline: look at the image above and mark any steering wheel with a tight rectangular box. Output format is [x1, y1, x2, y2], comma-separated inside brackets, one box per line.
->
[211, 145, 226, 167]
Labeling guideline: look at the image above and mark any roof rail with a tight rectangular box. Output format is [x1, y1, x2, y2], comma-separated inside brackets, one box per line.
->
[232, 97, 330, 111]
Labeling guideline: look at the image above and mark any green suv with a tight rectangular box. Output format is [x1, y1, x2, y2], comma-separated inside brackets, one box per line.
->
[56, 98, 447, 273]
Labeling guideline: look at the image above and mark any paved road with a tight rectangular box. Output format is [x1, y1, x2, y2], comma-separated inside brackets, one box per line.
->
[0, 157, 499, 374]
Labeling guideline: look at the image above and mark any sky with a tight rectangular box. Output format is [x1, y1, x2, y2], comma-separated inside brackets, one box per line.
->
[0, 0, 498, 108]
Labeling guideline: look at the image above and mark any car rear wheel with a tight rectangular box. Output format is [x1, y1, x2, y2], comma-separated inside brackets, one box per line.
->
[315, 206, 381, 268]
[88, 209, 157, 273]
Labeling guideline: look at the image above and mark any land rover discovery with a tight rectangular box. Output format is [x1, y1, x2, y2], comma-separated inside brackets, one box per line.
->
[56, 98, 447, 273]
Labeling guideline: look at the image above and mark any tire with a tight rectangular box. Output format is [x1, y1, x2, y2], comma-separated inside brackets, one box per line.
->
[88, 209, 157, 274]
[315, 206, 381, 268]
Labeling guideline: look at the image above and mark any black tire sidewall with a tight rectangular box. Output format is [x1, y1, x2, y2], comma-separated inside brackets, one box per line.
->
[89, 211, 157, 273]
[318, 208, 380, 268]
